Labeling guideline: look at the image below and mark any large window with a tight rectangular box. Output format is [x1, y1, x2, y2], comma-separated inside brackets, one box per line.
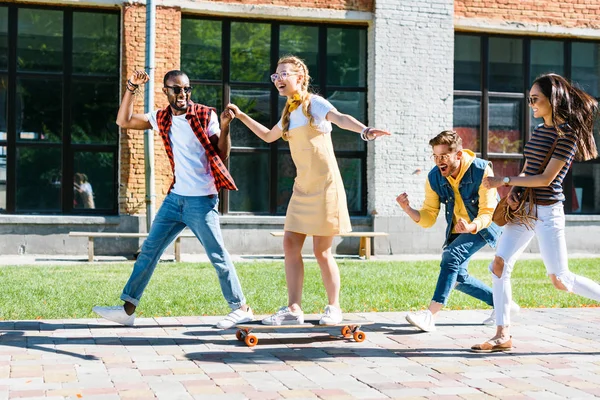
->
[0, 4, 119, 214]
[454, 33, 600, 214]
[181, 17, 368, 215]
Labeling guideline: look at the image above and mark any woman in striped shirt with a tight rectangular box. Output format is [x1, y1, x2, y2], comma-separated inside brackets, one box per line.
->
[471, 73, 600, 353]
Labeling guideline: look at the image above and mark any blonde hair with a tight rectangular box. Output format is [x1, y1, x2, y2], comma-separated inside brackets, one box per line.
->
[278, 55, 314, 140]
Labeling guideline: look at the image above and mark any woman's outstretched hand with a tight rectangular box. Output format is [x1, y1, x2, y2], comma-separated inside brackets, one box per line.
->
[365, 128, 391, 140]
[225, 103, 242, 117]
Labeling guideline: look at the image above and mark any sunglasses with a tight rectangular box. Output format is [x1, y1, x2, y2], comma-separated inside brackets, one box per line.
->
[528, 96, 540, 105]
[270, 71, 298, 82]
[165, 86, 192, 94]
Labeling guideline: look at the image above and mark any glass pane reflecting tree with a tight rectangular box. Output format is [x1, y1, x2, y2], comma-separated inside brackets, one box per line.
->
[230, 88, 270, 148]
[327, 28, 366, 87]
[231, 22, 270, 83]
[17, 9, 63, 72]
[73, 12, 119, 75]
[71, 80, 119, 144]
[17, 78, 62, 142]
[192, 85, 222, 113]
[181, 19, 222, 81]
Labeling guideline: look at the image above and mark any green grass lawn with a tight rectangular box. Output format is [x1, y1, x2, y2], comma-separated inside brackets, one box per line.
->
[1, 258, 599, 320]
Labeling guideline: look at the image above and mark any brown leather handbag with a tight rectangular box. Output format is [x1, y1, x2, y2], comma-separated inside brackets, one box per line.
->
[492, 137, 559, 229]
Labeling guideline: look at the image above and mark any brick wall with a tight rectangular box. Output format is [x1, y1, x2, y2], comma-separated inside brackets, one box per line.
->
[202, 0, 373, 12]
[119, 5, 181, 215]
[455, 0, 600, 29]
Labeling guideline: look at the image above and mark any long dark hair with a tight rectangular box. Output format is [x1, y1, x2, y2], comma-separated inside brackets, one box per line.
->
[533, 73, 598, 161]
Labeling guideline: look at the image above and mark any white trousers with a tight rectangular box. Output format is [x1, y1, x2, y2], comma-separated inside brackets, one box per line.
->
[491, 202, 600, 326]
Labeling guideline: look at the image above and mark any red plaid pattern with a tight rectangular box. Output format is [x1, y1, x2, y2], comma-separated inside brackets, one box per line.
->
[156, 102, 237, 192]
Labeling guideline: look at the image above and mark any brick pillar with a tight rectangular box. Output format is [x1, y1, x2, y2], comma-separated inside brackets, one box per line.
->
[368, 0, 454, 254]
[119, 4, 181, 216]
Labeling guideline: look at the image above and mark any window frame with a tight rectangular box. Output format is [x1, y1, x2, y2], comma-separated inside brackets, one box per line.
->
[182, 15, 369, 216]
[0, 3, 120, 215]
[454, 32, 600, 215]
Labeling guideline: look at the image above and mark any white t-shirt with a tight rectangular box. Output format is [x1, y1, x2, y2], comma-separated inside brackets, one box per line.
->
[146, 109, 220, 196]
[277, 95, 335, 133]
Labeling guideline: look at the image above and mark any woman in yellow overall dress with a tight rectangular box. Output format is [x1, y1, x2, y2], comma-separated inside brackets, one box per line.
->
[226, 56, 390, 325]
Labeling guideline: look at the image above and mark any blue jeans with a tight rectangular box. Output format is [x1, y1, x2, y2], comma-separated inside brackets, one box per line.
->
[121, 193, 246, 310]
[431, 233, 493, 306]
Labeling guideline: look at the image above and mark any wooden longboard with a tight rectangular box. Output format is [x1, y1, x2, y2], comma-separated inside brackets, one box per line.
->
[234, 319, 374, 347]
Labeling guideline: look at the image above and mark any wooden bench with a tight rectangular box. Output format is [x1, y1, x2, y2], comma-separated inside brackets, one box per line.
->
[269, 231, 388, 260]
[69, 231, 196, 262]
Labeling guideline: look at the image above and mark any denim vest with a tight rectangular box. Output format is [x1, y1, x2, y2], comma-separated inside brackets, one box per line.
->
[428, 157, 502, 248]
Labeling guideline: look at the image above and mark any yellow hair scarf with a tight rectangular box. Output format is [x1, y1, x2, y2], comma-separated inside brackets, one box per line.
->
[287, 93, 302, 112]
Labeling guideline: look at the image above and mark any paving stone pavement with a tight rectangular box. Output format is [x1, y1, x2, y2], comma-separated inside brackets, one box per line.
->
[1, 308, 599, 399]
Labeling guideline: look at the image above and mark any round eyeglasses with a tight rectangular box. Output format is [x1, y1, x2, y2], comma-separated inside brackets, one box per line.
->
[430, 153, 454, 162]
[270, 71, 298, 82]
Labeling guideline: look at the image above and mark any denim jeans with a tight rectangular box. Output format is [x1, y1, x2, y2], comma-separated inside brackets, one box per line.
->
[121, 192, 246, 310]
[432, 233, 494, 306]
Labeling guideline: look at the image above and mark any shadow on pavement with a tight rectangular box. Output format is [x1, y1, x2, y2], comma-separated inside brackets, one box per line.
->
[0, 321, 216, 331]
[2, 327, 599, 363]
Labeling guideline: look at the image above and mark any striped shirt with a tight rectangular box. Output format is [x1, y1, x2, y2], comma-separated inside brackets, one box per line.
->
[523, 124, 578, 202]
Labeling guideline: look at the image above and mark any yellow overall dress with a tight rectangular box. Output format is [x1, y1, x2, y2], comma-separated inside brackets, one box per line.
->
[283, 123, 352, 236]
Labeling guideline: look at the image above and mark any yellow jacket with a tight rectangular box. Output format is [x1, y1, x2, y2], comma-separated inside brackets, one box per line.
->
[418, 150, 498, 233]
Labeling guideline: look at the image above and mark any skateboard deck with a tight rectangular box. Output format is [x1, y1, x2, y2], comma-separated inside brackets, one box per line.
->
[234, 319, 374, 347]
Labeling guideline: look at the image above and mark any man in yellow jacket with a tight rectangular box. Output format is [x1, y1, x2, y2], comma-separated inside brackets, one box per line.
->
[397, 130, 518, 332]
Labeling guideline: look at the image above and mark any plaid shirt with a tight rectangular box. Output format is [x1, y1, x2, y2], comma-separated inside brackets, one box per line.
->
[155, 102, 237, 193]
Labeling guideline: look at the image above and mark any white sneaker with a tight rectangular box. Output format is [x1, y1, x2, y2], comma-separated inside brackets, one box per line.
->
[92, 306, 135, 326]
[405, 310, 436, 332]
[261, 306, 304, 326]
[216, 307, 254, 329]
[319, 305, 343, 325]
[483, 301, 521, 325]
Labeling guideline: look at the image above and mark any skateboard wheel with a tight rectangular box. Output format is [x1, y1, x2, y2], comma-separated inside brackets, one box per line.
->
[341, 326, 352, 337]
[353, 331, 366, 342]
[245, 334, 258, 347]
[235, 330, 244, 341]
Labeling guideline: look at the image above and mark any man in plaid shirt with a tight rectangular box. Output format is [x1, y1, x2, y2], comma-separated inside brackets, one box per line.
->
[93, 70, 253, 329]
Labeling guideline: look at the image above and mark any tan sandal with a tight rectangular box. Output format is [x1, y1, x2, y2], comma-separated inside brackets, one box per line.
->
[470, 336, 512, 353]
